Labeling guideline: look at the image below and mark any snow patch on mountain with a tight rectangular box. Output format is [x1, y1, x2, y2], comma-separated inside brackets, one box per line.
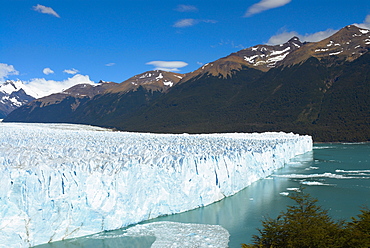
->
[239, 37, 303, 68]
[156, 72, 164, 81]
[163, 81, 174, 87]
[329, 50, 344, 56]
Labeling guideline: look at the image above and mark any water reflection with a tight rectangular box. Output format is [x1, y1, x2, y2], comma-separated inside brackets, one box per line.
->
[35, 235, 155, 248]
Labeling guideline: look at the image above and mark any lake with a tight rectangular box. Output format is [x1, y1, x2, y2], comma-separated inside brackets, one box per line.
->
[35, 142, 370, 248]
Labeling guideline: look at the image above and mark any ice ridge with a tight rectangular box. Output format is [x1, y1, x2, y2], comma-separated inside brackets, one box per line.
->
[0, 123, 312, 247]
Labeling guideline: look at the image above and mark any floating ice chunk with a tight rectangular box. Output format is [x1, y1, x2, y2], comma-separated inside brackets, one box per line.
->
[313, 146, 332, 149]
[335, 169, 370, 173]
[279, 192, 289, 196]
[300, 181, 334, 186]
[305, 166, 319, 170]
[286, 188, 300, 191]
[275, 173, 370, 179]
[120, 221, 230, 248]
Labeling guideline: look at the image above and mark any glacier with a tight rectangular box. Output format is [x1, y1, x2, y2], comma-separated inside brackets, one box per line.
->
[0, 123, 312, 248]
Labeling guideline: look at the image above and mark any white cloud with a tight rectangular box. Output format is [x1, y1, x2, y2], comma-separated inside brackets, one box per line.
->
[146, 61, 188, 72]
[175, 5, 198, 12]
[105, 63, 116, 67]
[63, 68, 79, 75]
[33, 4, 60, 18]
[173, 18, 217, 28]
[245, 0, 291, 17]
[43, 68, 54, 75]
[266, 28, 337, 45]
[266, 14, 370, 46]
[203, 19, 218, 24]
[302, 29, 338, 42]
[173, 19, 198, 28]
[353, 14, 370, 29]
[0, 63, 19, 81]
[24, 74, 95, 98]
[266, 15, 370, 45]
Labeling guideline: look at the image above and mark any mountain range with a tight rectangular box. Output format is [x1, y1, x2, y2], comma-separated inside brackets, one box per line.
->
[4, 25, 370, 142]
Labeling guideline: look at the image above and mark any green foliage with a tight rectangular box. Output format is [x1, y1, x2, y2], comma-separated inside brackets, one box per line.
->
[343, 207, 370, 247]
[243, 189, 370, 248]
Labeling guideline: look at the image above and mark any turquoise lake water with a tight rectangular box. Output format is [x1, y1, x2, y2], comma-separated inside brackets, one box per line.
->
[35, 143, 370, 248]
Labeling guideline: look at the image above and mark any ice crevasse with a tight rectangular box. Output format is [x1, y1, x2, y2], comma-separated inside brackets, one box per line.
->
[0, 123, 312, 247]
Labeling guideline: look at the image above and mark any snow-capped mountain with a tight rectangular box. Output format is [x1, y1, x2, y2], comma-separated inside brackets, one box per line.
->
[0, 81, 35, 118]
[181, 25, 370, 83]
[108, 70, 184, 94]
[180, 36, 303, 82]
[3, 81, 118, 123]
[236, 36, 304, 69]
[281, 25, 370, 66]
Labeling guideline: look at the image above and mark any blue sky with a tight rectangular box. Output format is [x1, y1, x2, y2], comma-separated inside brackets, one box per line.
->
[1, 0, 370, 94]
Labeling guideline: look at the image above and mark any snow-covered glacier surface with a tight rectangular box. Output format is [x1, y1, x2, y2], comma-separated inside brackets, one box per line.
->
[0, 123, 312, 248]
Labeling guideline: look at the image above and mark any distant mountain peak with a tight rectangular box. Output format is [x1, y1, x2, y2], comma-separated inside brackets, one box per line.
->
[239, 37, 304, 70]
[108, 70, 184, 94]
[0, 80, 35, 118]
[281, 25, 370, 66]
[288, 36, 300, 42]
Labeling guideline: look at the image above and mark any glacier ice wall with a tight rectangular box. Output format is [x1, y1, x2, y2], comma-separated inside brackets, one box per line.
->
[0, 123, 312, 247]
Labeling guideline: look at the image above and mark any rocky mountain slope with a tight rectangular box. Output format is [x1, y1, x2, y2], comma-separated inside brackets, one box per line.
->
[4, 25, 370, 142]
[108, 70, 183, 93]
[180, 36, 303, 82]
[3, 81, 117, 122]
